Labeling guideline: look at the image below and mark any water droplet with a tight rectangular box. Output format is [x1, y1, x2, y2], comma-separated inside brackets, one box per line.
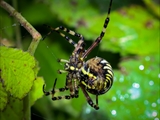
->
[119, 95, 125, 101]
[145, 110, 158, 118]
[114, 76, 117, 81]
[144, 100, 149, 105]
[116, 90, 121, 95]
[139, 65, 144, 70]
[158, 74, 160, 78]
[128, 83, 141, 100]
[149, 80, 154, 86]
[152, 102, 157, 107]
[119, 75, 124, 82]
[157, 98, 160, 104]
[12, 23, 17, 26]
[154, 118, 159, 120]
[145, 56, 150, 61]
[145, 69, 151, 74]
[124, 93, 129, 98]
[85, 107, 91, 114]
[132, 83, 140, 88]
[152, 111, 157, 117]
[112, 96, 117, 101]
[111, 110, 116, 116]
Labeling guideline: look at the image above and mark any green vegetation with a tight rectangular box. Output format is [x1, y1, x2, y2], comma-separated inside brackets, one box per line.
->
[0, 0, 159, 120]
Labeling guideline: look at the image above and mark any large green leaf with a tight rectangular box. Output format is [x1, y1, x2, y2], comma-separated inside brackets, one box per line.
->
[49, 0, 159, 56]
[0, 97, 23, 120]
[30, 77, 44, 106]
[0, 46, 36, 99]
[101, 5, 159, 55]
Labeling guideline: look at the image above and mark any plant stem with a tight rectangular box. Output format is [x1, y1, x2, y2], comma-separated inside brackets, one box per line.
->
[0, 1, 42, 120]
[0, 0, 42, 55]
[23, 93, 30, 120]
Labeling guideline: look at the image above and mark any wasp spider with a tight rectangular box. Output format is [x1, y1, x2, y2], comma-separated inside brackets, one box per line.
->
[43, 0, 113, 110]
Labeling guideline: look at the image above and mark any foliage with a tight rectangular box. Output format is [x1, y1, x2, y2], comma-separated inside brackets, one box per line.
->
[0, 0, 159, 120]
[0, 46, 44, 119]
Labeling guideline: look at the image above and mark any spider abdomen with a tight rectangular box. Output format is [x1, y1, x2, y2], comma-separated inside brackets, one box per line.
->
[43, 0, 113, 110]
[81, 57, 113, 95]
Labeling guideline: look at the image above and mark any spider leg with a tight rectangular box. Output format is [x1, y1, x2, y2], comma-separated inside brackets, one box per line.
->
[58, 59, 69, 63]
[54, 78, 74, 100]
[58, 70, 68, 74]
[55, 30, 77, 47]
[73, 79, 79, 98]
[43, 75, 79, 101]
[80, 84, 99, 110]
[43, 78, 70, 100]
[57, 59, 70, 74]
[43, 78, 58, 96]
[54, 26, 84, 41]
[82, 0, 113, 59]
[43, 25, 84, 47]
[96, 95, 98, 107]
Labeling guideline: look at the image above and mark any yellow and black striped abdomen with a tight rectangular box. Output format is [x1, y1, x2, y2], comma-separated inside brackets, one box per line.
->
[81, 57, 113, 95]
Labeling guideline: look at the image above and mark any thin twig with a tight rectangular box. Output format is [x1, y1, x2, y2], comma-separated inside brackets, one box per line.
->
[0, 0, 42, 55]
[0, 1, 42, 120]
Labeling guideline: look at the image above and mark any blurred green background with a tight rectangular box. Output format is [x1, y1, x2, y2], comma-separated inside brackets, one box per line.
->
[0, 0, 159, 120]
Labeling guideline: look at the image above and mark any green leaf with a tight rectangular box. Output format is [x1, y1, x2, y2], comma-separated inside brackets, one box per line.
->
[50, 1, 159, 56]
[0, 97, 23, 120]
[0, 83, 8, 111]
[0, 46, 36, 99]
[101, 5, 159, 55]
[105, 55, 159, 119]
[50, 0, 98, 29]
[80, 55, 159, 120]
[143, 0, 160, 18]
[30, 77, 44, 106]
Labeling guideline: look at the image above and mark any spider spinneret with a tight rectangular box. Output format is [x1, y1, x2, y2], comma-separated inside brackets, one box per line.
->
[43, 0, 113, 110]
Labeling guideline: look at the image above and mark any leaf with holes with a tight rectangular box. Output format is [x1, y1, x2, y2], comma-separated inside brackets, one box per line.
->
[0, 46, 36, 99]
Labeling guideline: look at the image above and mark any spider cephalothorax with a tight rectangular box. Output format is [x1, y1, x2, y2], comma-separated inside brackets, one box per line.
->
[43, 0, 113, 110]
